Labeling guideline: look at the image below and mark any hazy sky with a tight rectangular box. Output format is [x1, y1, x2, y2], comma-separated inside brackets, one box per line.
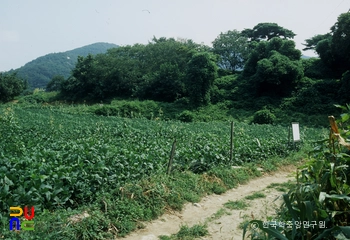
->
[1, 0, 349, 72]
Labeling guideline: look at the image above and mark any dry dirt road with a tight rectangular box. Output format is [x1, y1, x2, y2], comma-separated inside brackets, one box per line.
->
[122, 166, 296, 240]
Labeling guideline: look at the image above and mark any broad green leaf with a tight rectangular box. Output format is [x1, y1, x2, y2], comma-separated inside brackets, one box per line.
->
[4, 176, 14, 186]
[340, 113, 350, 122]
[324, 193, 350, 201]
[334, 104, 348, 110]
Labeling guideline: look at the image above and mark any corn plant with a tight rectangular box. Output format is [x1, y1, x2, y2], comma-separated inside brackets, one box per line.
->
[243, 104, 350, 239]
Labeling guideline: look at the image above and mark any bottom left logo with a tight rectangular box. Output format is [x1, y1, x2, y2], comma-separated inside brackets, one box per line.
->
[9, 206, 35, 231]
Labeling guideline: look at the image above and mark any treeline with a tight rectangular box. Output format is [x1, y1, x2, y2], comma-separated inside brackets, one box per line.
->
[57, 38, 216, 106]
[55, 16, 349, 108]
[2, 13, 350, 114]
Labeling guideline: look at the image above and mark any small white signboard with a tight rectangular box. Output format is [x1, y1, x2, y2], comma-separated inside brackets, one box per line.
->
[292, 122, 300, 142]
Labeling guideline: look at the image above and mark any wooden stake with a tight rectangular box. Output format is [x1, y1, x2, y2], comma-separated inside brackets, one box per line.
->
[167, 139, 176, 174]
[230, 121, 234, 162]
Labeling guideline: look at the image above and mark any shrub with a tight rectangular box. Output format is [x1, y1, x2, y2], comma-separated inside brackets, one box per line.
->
[94, 106, 119, 116]
[109, 100, 159, 118]
[0, 73, 26, 102]
[177, 110, 195, 122]
[174, 97, 190, 106]
[252, 109, 276, 124]
[18, 89, 58, 104]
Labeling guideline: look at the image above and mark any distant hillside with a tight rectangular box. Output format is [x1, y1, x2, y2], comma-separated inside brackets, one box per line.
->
[8, 42, 118, 89]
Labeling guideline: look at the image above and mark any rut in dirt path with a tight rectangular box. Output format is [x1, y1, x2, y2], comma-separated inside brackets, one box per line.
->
[122, 168, 296, 240]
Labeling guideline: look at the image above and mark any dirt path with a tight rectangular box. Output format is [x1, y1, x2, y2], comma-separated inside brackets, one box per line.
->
[122, 167, 296, 240]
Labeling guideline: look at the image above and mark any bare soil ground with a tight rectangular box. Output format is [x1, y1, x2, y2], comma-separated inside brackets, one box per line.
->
[122, 166, 296, 240]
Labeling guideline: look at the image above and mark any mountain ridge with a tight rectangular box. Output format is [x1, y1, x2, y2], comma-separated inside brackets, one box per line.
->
[8, 42, 118, 89]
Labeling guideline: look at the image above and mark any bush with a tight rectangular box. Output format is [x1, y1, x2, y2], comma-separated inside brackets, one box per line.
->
[0, 73, 26, 102]
[110, 100, 159, 118]
[177, 110, 195, 122]
[174, 97, 190, 106]
[94, 106, 119, 116]
[18, 89, 58, 104]
[252, 109, 276, 124]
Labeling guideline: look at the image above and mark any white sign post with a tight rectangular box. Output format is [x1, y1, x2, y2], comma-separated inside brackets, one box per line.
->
[291, 122, 300, 142]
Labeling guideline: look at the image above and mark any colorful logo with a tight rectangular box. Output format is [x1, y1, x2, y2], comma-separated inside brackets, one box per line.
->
[9, 206, 35, 231]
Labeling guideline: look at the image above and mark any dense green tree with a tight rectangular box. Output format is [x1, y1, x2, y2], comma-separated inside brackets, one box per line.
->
[107, 38, 200, 101]
[301, 58, 334, 79]
[135, 37, 200, 101]
[106, 44, 147, 97]
[243, 37, 301, 77]
[139, 63, 185, 102]
[303, 34, 334, 70]
[302, 33, 332, 51]
[61, 53, 125, 100]
[315, 38, 334, 67]
[330, 12, 350, 75]
[242, 41, 268, 77]
[212, 30, 250, 71]
[339, 70, 350, 103]
[144, 37, 200, 72]
[186, 52, 218, 106]
[241, 23, 296, 42]
[304, 12, 350, 77]
[0, 73, 26, 102]
[61, 54, 101, 100]
[46, 75, 65, 92]
[59, 38, 203, 102]
[254, 51, 303, 96]
[243, 37, 302, 97]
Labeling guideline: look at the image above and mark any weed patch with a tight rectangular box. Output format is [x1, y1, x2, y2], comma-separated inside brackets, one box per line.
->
[159, 223, 208, 240]
[245, 192, 266, 200]
[224, 200, 250, 210]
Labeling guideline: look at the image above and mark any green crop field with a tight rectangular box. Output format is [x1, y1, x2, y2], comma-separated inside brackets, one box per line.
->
[0, 104, 326, 238]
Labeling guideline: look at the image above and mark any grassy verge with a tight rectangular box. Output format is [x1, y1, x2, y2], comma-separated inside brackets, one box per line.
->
[153, 151, 306, 240]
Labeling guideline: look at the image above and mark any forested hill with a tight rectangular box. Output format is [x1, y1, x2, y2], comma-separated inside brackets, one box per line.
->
[8, 42, 118, 89]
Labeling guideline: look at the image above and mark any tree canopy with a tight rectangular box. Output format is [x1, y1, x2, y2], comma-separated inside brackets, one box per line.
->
[330, 12, 350, 75]
[0, 73, 26, 102]
[212, 30, 250, 71]
[254, 51, 303, 96]
[46, 75, 65, 92]
[243, 37, 301, 77]
[60, 38, 203, 102]
[241, 23, 296, 42]
[303, 12, 350, 77]
[243, 37, 302, 97]
[186, 52, 218, 106]
[302, 33, 332, 51]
